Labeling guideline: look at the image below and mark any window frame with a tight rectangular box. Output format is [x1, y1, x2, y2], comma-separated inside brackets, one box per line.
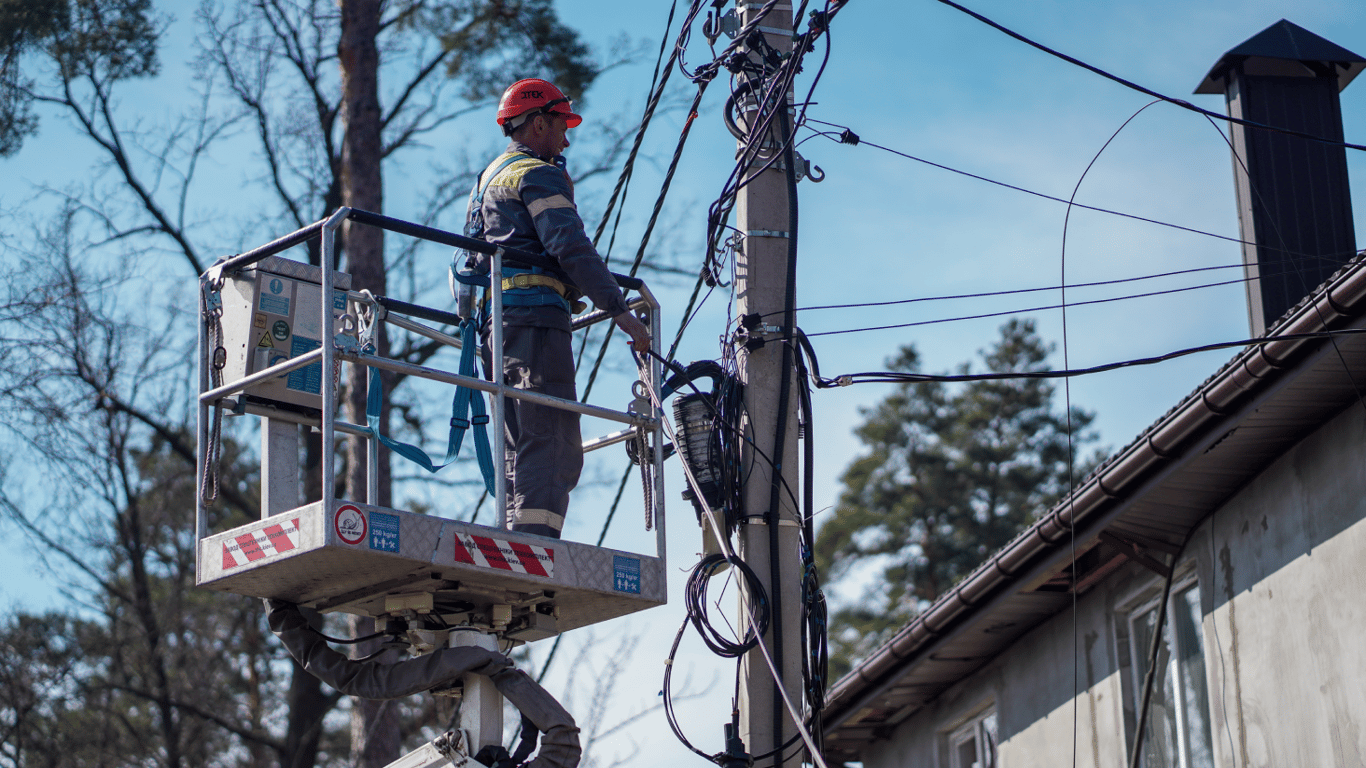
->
[1116, 567, 1214, 768]
[947, 706, 998, 768]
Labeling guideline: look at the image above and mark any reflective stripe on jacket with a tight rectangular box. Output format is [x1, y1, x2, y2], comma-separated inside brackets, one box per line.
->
[464, 142, 629, 323]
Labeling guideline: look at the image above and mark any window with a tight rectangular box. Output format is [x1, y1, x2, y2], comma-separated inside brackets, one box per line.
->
[1125, 578, 1214, 768]
[949, 708, 998, 768]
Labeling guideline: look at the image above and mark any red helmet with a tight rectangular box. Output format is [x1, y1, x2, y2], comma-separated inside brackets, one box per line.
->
[496, 78, 582, 129]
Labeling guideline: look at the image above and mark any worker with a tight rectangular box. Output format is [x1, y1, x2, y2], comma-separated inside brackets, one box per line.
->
[456, 77, 651, 539]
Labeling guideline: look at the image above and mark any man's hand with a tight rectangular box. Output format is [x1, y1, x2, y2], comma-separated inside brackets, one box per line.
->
[613, 311, 652, 354]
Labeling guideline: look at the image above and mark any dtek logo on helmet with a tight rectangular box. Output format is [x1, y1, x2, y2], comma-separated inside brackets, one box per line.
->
[496, 79, 582, 131]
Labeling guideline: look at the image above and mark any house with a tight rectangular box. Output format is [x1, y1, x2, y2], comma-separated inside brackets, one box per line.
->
[819, 21, 1366, 768]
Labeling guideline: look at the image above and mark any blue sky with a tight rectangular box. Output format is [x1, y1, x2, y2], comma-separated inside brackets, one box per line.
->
[4, 0, 1366, 765]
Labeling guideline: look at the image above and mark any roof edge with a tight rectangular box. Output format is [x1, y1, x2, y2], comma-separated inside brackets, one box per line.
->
[821, 253, 1366, 733]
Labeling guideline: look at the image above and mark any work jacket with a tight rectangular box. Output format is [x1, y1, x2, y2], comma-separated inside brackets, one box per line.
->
[464, 141, 630, 331]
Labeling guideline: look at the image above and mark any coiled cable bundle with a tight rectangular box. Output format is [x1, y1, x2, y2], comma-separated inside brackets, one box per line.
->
[685, 553, 771, 658]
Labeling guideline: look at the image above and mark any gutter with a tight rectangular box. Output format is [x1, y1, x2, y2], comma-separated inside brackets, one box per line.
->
[822, 253, 1366, 730]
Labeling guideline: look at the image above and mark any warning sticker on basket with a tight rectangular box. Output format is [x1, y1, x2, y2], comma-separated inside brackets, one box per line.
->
[613, 555, 641, 594]
[222, 517, 301, 569]
[259, 277, 292, 315]
[334, 504, 367, 545]
[452, 533, 554, 578]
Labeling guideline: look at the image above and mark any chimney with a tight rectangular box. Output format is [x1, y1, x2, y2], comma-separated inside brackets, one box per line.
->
[1196, 20, 1365, 336]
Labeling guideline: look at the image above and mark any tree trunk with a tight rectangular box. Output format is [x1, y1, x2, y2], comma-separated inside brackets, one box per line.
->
[339, 0, 397, 764]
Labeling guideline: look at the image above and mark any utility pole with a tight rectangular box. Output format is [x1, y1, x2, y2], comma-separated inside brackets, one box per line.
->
[733, 1, 804, 766]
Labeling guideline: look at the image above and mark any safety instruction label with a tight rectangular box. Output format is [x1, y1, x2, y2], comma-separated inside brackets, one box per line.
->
[613, 555, 641, 594]
[258, 277, 292, 316]
[452, 533, 554, 578]
[222, 517, 301, 569]
[285, 336, 322, 394]
[369, 512, 400, 552]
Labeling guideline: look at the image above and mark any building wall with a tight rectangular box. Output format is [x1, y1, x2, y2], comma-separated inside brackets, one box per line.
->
[857, 404, 1366, 768]
[1204, 403, 1366, 767]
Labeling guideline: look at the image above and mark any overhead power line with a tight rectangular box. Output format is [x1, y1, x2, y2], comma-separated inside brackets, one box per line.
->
[788, 254, 1360, 315]
[801, 274, 1251, 337]
[806, 327, 1366, 387]
[805, 119, 1356, 265]
[935, 0, 1366, 152]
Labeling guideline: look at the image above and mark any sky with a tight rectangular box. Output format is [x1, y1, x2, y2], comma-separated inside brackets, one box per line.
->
[3, 0, 1366, 766]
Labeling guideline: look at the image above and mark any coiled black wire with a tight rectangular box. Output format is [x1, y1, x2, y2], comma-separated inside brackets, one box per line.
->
[687, 553, 771, 658]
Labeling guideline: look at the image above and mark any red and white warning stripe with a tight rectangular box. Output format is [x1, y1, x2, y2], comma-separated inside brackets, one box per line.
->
[222, 517, 301, 570]
[452, 532, 554, 578]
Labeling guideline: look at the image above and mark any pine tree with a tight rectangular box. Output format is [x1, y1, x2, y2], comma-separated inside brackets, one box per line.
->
[815, 319, 1098, 678]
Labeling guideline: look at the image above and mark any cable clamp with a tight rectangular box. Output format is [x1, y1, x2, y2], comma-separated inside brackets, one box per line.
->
[835, 375, 853, 387]
[745, 229, 790, 239]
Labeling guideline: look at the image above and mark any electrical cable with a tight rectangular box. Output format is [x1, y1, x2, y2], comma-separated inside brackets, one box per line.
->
[805, 327, 1366, 387]
[746, 98, 803, 768]
[649, 5, 847, 764]
[638, 350, 828, 768]
[785, 255, 1357, 315]
[645, 347, 802, 534]
[1055, 96, 1163, 768]
[935, 0, 1366, 153]
[580, 81, 715, 402]
[576, 0, 691, 394]
[589, 0, 681, 254]
[804, 117, 1356, 267]
[799, 276, 1252, 338]
[687, 554, 772, 657]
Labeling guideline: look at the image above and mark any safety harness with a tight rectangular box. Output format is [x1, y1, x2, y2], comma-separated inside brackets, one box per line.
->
[368, 151, 593, 491]
[451, 151, 587, 316]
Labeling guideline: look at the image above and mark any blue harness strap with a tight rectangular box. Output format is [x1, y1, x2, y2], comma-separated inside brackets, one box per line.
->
[452, 151, 574, 313]
[364, 319, 497, 495]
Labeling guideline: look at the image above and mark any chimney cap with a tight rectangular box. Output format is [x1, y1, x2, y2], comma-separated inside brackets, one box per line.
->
[1195, 19, 1366, 95]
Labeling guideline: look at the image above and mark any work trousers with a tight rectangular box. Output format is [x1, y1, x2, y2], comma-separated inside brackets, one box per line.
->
[481, 324, 581, 538]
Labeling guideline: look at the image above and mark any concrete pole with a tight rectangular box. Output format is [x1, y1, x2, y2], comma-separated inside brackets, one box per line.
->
[733, 2, 804, 766]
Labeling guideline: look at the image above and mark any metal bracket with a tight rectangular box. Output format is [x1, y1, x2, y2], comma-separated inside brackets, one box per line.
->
[746, 152, 825, 184]
[200, 271, 224, 315]
[794, 152, 825, 183]
[708, 8, 739, 39]
[745, 230, 790, 239]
